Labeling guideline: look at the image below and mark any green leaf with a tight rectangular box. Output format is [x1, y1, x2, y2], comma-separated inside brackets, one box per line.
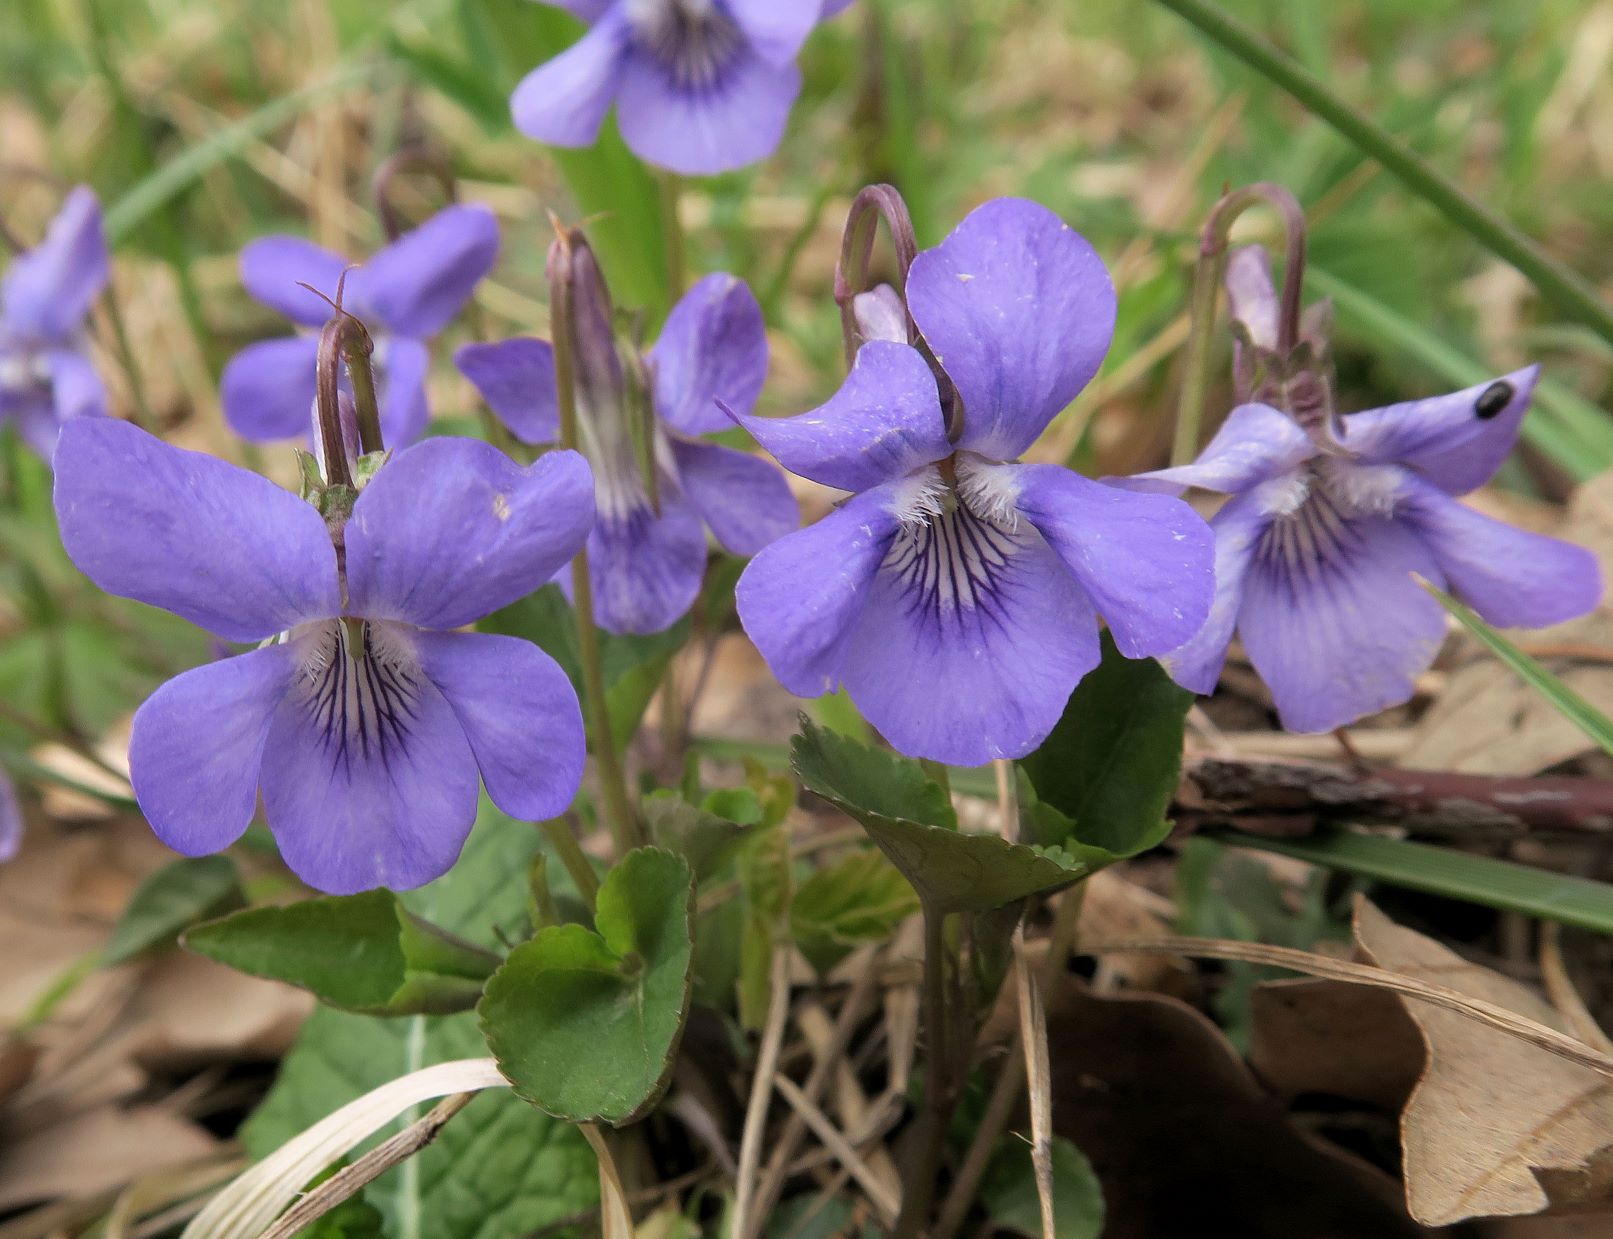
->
[1217, 827, 1613, 934]
[479, 847, 695, 1124]
[1429, 587, 1613, 758]
[186, 890, 500, 1016]
[1019, 632, 1192, 855]
[644, 792, 752, 880]
[104, 855, 243, 965]
[243, 804, 598, 1239]
[791, 850, 920, 973]
[982, 1136, 1105, 1239]
[791, 716, 1083, 914]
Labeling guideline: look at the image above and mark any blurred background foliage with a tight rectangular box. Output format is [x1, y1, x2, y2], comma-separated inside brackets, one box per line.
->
[2, 0, 1609, 485]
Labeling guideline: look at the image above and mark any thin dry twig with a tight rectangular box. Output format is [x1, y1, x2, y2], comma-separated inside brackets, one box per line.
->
[1539, 922, 1613, 1055]
[1087, 936, 1613, 1079]
[772, 1074, 902, 1226]
[732, 944, 794, 1239]
[258, 1092, 477, 1239]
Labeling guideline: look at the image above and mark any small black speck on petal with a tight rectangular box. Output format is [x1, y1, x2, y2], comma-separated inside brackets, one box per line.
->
[1475, 381, 1513, 420]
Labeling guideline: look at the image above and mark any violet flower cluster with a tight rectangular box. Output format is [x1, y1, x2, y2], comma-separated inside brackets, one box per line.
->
[1123, 247, 1602, 732]
[458, 259, 796, 635]
[0, 188, 108, 458]
[54, 419, 592, 893]
[735, 198, 1217, 766]
[221, 204, 499, 448]
[513, 0, 854, 175]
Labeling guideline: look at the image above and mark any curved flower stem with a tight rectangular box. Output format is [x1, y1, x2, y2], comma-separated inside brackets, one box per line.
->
[371, 146, 458, 244]
[1154, 0, 1613, 349]
[834, 183, 920, 367]
[549, 228, 642, 859]
[1172, 182, 1306, 466]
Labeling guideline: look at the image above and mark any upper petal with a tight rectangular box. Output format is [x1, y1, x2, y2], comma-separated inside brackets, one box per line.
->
[511, 10, 631, 148]
[735, 485, 901, 697]
[1340, 366, 1539, 495]
[731, 341, 948, 493]
[1114, 403, 1316, 496]
[129, 644, 298, 859]
[671, 438, 798, 556]
[345, 438, 594, 630]
[616, 44, 800, 176]
[1238, 506, 1446, 733]
[3, 187, 108, 340]
[651, 272, 768, 436]
[906, 197, 1115, 460]
[54, 419, 340, 641]
[1162, 485, 1277, 695]
[377, 334, 432, 448]
[415, 630, 584, 822]
[455, 337, 560, 446]
[349, 205, 500, 339]
[842, 506, 1101, 765]
[220, 335, 320, 443]
[1006, 462, 1215, 658]
[239, 236, 350, 328]
[1399, 475, 1602, 629]
[726, 0, 818, 62]
[259, 626, 480, 894]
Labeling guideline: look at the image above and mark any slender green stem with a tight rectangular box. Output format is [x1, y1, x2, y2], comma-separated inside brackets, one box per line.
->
[1154, 0, 1613, 348]
[551, 256, 642, 859]
[1173, 183, 1306, 465]
[658, 171, 686, 304]
[539, 818, 599, 912]
[893, 901, 957, 1239]
[99, 284, 155, 431]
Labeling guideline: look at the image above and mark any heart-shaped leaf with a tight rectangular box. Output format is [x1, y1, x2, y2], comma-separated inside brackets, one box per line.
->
[1019, 631, 1191, 855]
[184, 890, 500, 1016]
[791, 716, 1083, 914]
[478, 846, 695, 1124]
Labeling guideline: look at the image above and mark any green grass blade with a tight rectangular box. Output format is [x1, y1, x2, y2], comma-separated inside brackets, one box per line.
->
[1309, 266, 1613, 479]
[103, 64, 375, 243]
[1153, 0, 1613, 350]
[1429, 587, 1613, 759]
[1216, 827, 1613, 933]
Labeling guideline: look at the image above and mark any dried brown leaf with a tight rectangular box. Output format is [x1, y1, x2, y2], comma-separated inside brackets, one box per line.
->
[1354, 900, 1613, 1225]
[1249, 977, 1424, 1108]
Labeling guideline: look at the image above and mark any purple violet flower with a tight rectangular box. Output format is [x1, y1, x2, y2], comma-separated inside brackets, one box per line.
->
[1122, 246, 1603, 733]
[457, 268, 797, 635]
[0, 769, 20, 864]
[0, 187, 109, 458]
[732, 198, 1217, 766]
[52, 418, 593, 893]
[220, 204, 499, 449]
[511, 0, 855, 176]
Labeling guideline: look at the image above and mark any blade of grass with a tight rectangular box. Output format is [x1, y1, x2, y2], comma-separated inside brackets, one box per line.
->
[103, 63, 375, 243]
[1216, 827, 1613, 933]
[1428, 586, 1613, 758]
[1153, 0, 1613, 350]
[1309, 266, 1613, 479]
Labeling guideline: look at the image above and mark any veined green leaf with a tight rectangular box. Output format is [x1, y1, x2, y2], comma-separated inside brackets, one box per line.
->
[478, 847, 695, 1124]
